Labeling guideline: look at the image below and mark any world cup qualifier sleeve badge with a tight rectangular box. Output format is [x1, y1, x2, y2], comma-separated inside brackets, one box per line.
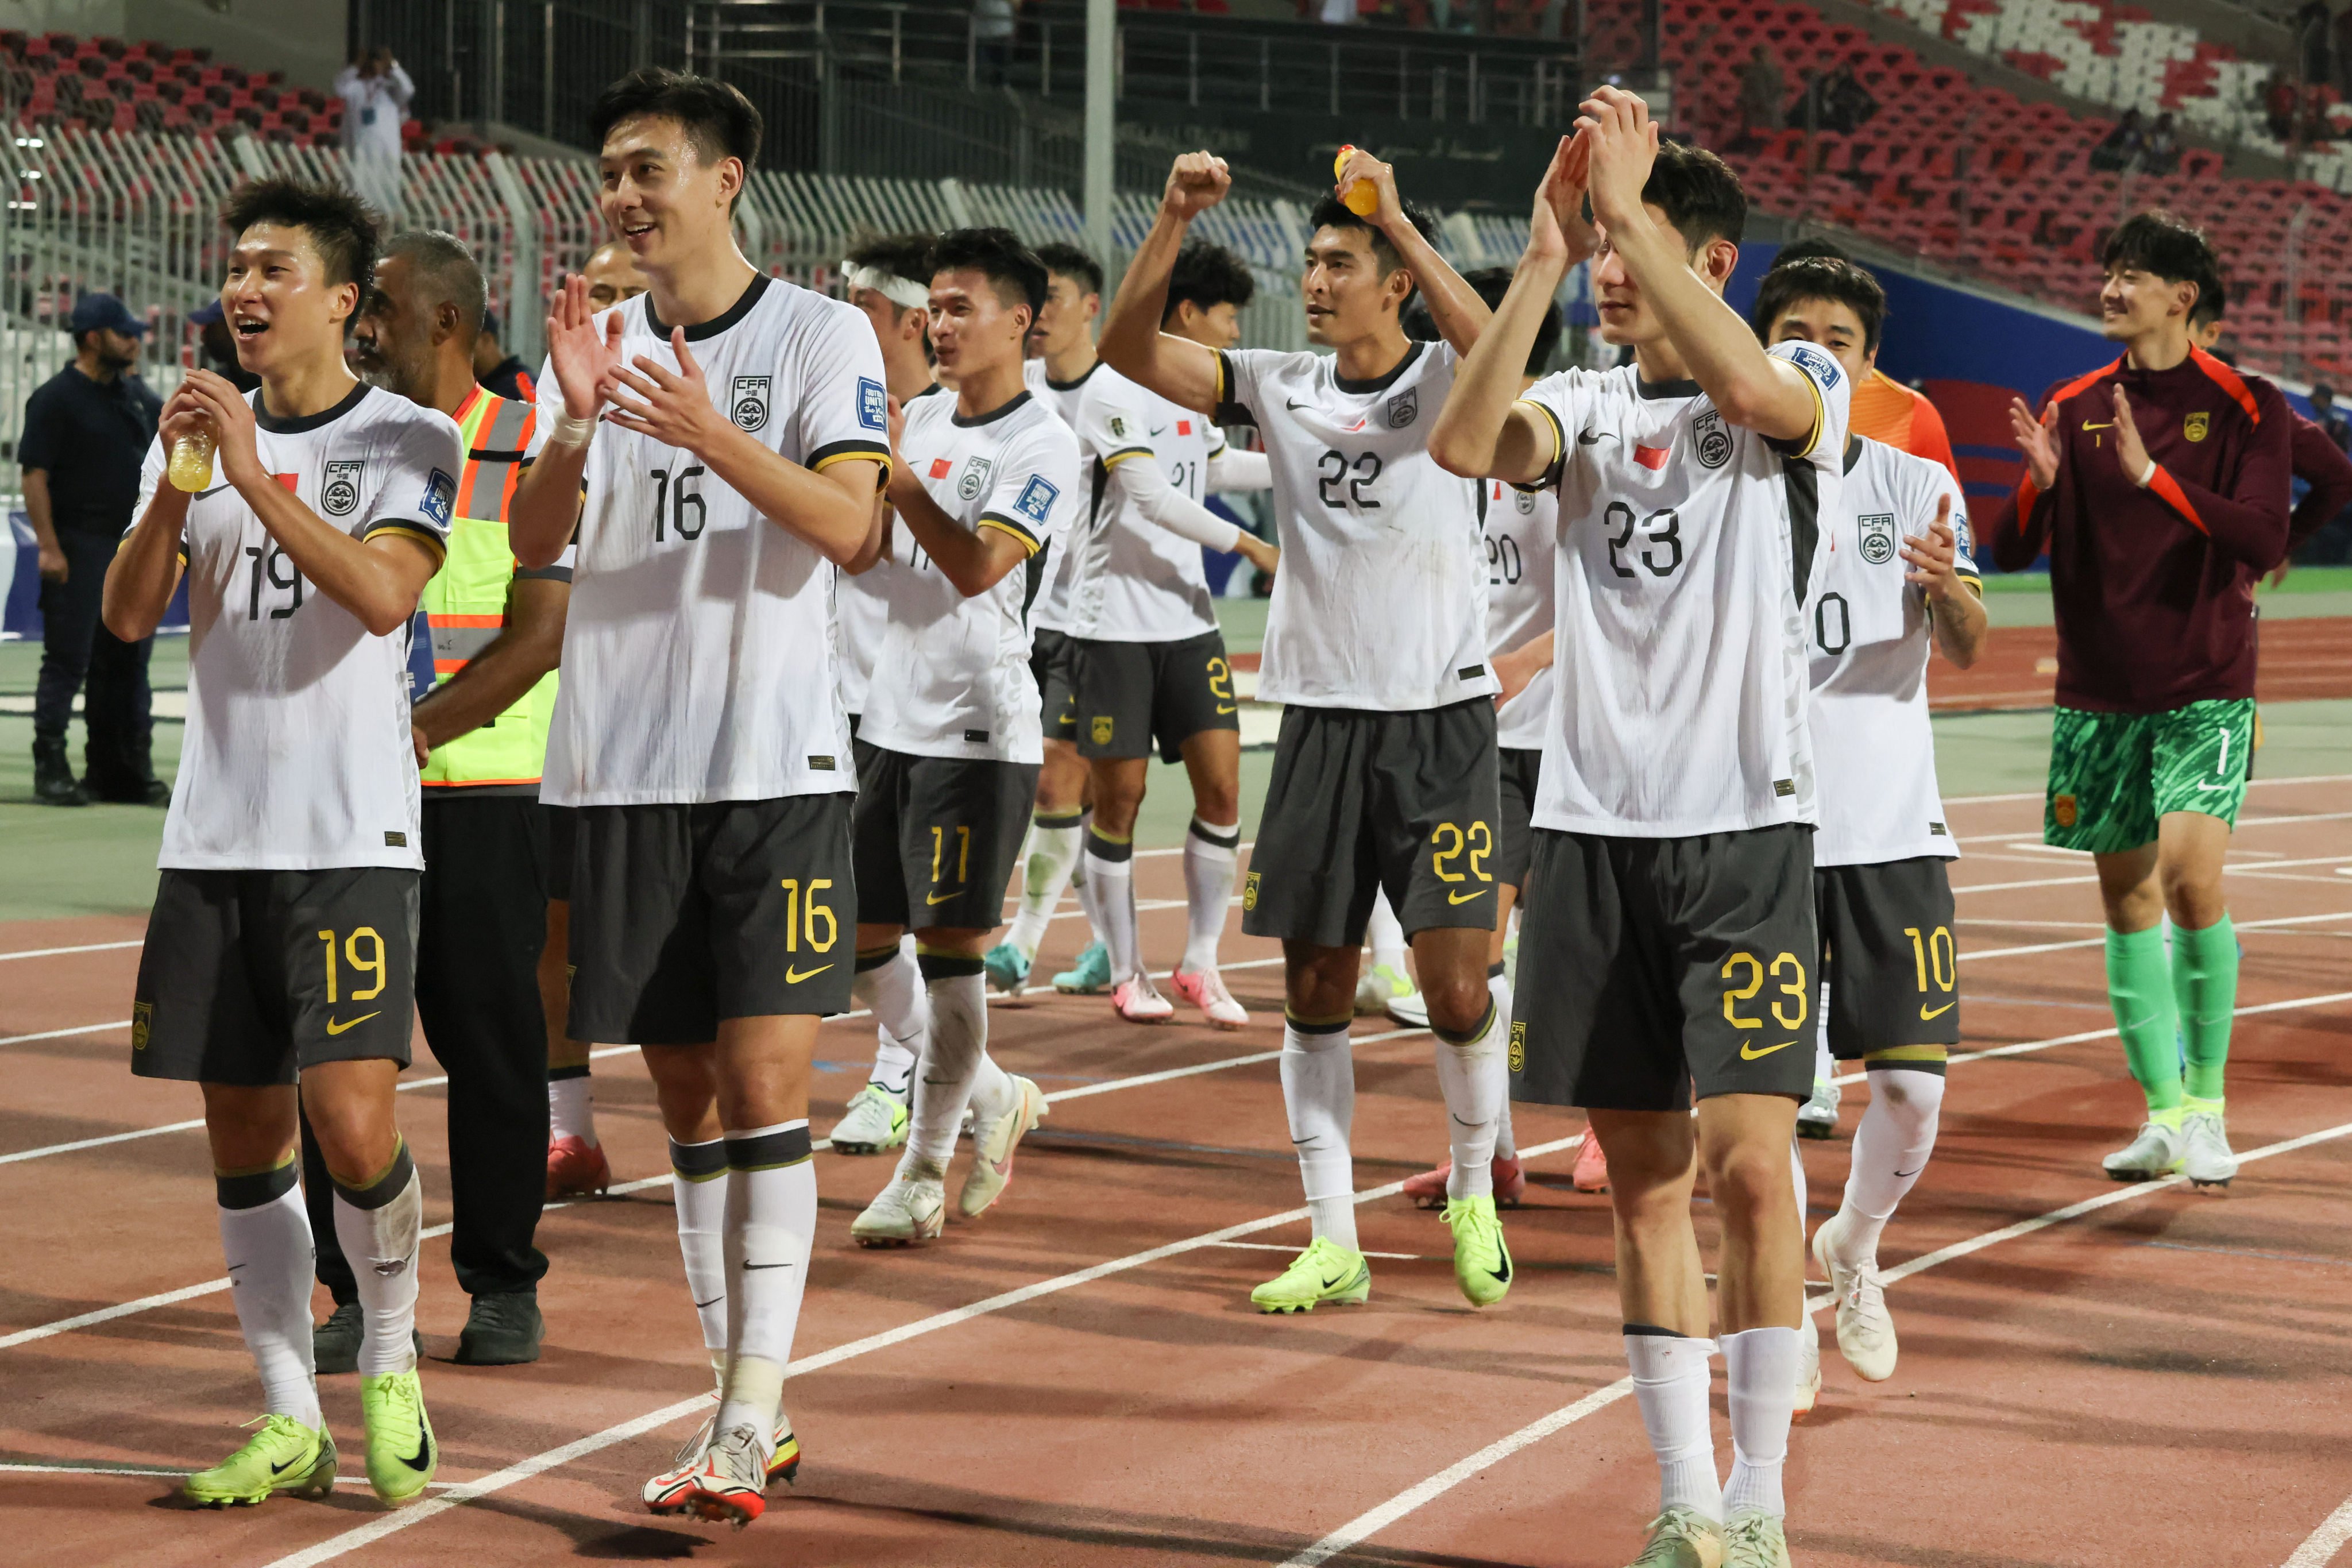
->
[729, 375, 771, 433]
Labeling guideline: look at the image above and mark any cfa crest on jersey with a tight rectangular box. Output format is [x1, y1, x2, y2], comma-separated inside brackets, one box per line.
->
[1387, 387, 1418, 428]
[421, 468, 456, 527]
[320, 459, 364, 517]
[958, 455, 993, 502]
[858, 376, 886, 432]
[1858, 512, 1897, 565]
[1782, 342, 1840, 388]
[1109, 414, 1128, 439]
[2184, 410, 2210, 442]
[1513, 488, 1536, 515]
[1014, 473, 1059, 523]
[1693, 409, 1733, 470]
[730, 375, 771, 432]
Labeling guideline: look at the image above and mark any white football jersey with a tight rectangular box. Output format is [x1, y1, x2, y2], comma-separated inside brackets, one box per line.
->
[834, 564, 890, 716]
[1520, 339, 1851, 836]
[1481, 476, 1558, 752]
[859, 386, 1082, 764]
[1215, 341, 1494, 710]
[1064, 362, 1226, 642]
[134, 382, 464, 869]
[1810, 436, 1975, 866]
[531, 275, 890, 805]
[1024, 358, 1092, 633]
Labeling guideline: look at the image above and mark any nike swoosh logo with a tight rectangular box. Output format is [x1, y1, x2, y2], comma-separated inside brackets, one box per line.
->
[1285, 398, 1308, 412]
[269, 1454, 301, 1475]
[1447, 887, 1490, 905]
[401, 1431, 432, 1472]
[1149, 426, 1167, 436]
[1216, 703, 1238, 715]
[1918, 1002, 1956, 1021]
[924, 890, 960, 905]
[741, 1261, 795, 1270]
[326, 1011, 381, 1035]
[2081, 420, 2114, 431]
[195, 484, 230, 499]
[785, 963, 833, 983]
[1894, 1167, 1922, 1178]
[1320, 1270, 1352, 1289]
[1739, 1039, 1797, 1060]
[693, 1295, 724, 1309]
[1577, 429, 1619, 445]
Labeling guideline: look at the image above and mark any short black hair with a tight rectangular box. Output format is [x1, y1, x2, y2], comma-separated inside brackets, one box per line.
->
[1402, 265, 1561, 376]
[1635, 141, 1747, 250]
[221, 177, 379, 297]
[381, 229, 487, 342]
[1752, 254, 1887, 356]
[927, 226, 1049, 322]
[589, 67, 762, 177]
[1307, 193, 1438, 280]
[1033, 241, 1103, 299]
[1163, 241, 1257, 327]
[2102, 211, 2217, 305]
[2187, 258, 2229, 329]
[845, 231, 936, 295]
[1772, 235, 1850, 265]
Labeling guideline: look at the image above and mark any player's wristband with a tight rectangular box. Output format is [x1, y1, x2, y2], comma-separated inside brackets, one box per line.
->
[547, 409, 598, 449]
[2131, 456, 2156, 489]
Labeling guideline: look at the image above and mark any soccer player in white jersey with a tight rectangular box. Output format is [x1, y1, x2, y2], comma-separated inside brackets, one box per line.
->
[508, 69, 890, 1528]
[992, 243, 1115, 997]
[847, 227, 1081, 1248]
[827, 231, 945, 1162]
[1102, 148, 1520, 1315]
[1066, 239, 1279, 1026]
[1752, 256, 1987, 1404]
[105, 180, 460, 1510]
[1396, 265, 1582, 1205]
[1432, 95, 1851, 1568]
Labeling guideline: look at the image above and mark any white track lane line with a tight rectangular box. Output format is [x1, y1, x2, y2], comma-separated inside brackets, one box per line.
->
[0, 957, 1299, 1169]
[0, 1024, 1438, 1350]
[0, 1462, 468, 1490]
[0, 939, 144, 963]
[1274, 1113, 2352, 1568]
[257, 1134, 1590, 1568]
[1957, 909, 2352, 964]
[2283, 1492, 2352, 1567]
[1956, 852, 2352, 897]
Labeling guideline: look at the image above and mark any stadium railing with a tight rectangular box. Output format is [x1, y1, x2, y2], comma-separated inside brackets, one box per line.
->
[0, 124, 1555, 459]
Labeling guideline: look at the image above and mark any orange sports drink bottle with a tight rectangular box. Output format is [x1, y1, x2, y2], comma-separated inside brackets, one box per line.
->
[167, 420, 217, 492]
[1333, 145, 1378, 216]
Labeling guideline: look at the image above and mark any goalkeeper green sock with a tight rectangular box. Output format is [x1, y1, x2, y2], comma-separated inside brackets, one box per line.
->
[2172, 914, 2239, 1103]
[2106, 925, 2181, 1114]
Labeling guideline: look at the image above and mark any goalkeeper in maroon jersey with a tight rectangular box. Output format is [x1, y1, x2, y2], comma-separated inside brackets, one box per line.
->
[1988, 212, 2292, 1191]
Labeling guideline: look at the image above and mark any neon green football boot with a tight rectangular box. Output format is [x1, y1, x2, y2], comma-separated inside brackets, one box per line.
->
[1445, 1194, 1514, 1307]
[360, 1366, 437, 1505]
[183, 1412, 337, 1507]
[1250, 1235, 1372, 1314]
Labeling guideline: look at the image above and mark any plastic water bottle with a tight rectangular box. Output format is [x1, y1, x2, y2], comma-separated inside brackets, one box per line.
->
[1333, 145, 1379, 216]
[167, 423, 216, 492]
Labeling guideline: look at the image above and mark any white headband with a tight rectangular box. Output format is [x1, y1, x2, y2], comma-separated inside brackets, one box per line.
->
[843, 262, 929, 311]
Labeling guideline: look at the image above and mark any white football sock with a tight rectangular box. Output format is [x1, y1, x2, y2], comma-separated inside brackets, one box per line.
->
[1488, 968, 1517, 1162]
[217, 1164, 322, 1428]
[329, 1146, 422, 1378]
[1813, 983, 1834, 1084]
[1181, 817, 1239, 974]
[853, 939, 928, 1094]
[905, 964, 988, 1169]
[715, 1122, 816, 1460]
[1280, 1019, 1357, 1251]
[1721, 1325, 1801, 1518]
[548, 1069, 597, 1145]
[1834, 1067, 1946, 1262]
[967, 1048, 1018, 1127]
[1434, 997, 1503, 1199]
[1006, 812, 1085, 958]
[1367, 891, 1407, 973]
[669, 1137, 731, 1352]
[1084, 827, 1141, 984]
[1625, 1329, 1721, 1522]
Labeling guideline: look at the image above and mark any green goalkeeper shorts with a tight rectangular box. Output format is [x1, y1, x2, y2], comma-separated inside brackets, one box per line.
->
[2045, 698, 2254, 853]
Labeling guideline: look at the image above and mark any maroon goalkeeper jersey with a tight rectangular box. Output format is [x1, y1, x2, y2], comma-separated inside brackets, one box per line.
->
[1984, 347, 2292, 713]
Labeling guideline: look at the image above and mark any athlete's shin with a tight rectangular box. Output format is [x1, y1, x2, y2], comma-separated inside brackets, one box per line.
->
[328, 1139, 423, 1377]
[1083, 827, 1141, 983]
[1625, 1327, 1721, 1521]
[1835, 1063, 1946, 1262]
[2105, 924, 2184, 1115]
[1431, 997, 1504, 1200]
[1280, 1015, 1357, 1250]
[217, 1154, 323, 1428]
[905, 953, 988, 1169]
[670, 1137, 731, 1352]
[716, 1122, 816, 1457]
[1181, 817, 1241, 974]
[2171, 914, 2238, 1103]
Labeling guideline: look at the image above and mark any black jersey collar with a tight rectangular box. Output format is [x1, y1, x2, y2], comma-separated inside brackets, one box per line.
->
[253, 379, 370, 435]
[643, 272, 771, 342]
[1843, 434, 1866, 474]
[1045, 360, 1101, 393]
[1635, 374, 1702, 401]
[952, 388, 1033, 428]
[1333, 339, 1424, 396]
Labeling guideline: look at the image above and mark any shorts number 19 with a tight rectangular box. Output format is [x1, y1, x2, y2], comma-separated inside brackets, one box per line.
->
[317, 926, 386, 1003]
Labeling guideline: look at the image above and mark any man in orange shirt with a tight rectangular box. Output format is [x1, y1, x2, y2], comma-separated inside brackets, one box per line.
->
[1769, 239, 1959, 483]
